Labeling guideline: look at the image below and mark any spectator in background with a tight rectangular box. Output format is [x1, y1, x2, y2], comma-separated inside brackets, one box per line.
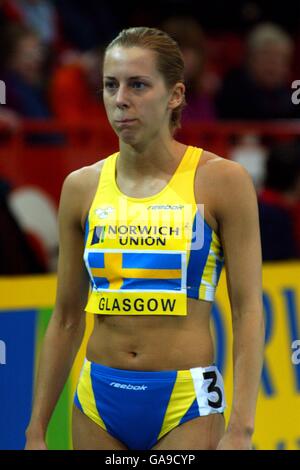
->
[49, 47, 107, 124]
[216, 23, 297, 119]
[230, 134, 267, 191]
[0, 24, 53, 118]
[0, 179, 47, 274]
[2, 0, 60, 47]
[0, 108, 20, 133]
[161, 16, 216, 122]
[258, 141, 300, 261]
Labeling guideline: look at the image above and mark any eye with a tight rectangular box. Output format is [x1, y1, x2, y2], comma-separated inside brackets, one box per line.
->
[131, 81, 147, 90]
[104, 80, 117, 91]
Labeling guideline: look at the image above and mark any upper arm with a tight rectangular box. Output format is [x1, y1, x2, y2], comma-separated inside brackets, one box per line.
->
[214, 161, 263, 316]
[53, 170, 90, 324]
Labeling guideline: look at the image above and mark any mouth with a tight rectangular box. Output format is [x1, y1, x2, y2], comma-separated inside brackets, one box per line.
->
[114, 119, 138, 129]
[115, 119, 137, 123]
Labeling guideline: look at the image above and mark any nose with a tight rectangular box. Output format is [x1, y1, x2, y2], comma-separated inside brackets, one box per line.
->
[116, 84, 130, 109]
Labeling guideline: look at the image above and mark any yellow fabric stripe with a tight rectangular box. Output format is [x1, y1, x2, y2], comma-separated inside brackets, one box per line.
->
[157, 370, 196, 441]
[205, 247, 216, 286]
[91, 268, 181, 279]
[212, 230, 222, 250]
[88, 152, 117, 220]
[199, 283, 207, 300]
[169, 147, 203, 200]
[104, 252, 123, 289]
[198, 231, 220, 299]
[185, 206, 198, 266]
[76, 360, 107, 430]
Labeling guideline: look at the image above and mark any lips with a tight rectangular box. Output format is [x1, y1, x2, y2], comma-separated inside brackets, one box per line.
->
[115, 119, 138, 129]
[115, 119, 136, 123]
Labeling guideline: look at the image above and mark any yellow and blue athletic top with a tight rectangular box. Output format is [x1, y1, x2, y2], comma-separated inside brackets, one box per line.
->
[83, 146, 224, 316]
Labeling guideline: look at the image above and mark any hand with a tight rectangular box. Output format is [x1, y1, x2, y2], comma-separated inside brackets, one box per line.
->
[25, 437, 48, 450]
[25, 426, 48, 450]
[216, 431, 253, 450]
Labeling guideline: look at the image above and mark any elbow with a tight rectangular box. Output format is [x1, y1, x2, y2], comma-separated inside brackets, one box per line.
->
[232, 306, 265, 336]
[51, 309, 86, 333]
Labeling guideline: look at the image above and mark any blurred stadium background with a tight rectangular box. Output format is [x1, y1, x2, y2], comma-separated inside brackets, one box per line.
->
[0, 0, 300, 450]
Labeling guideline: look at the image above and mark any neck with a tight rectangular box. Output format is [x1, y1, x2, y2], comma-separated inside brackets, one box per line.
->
[118, 138, 187, 179]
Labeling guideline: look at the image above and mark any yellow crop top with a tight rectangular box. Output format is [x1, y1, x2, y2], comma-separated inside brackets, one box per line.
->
[83, 146, 224, 316]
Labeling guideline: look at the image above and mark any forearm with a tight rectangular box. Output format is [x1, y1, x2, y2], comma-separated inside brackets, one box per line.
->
[227, 309, 265, 436]
[26, 312, 85, 438]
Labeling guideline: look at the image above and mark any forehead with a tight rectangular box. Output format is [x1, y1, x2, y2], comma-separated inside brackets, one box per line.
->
[104, 46, 161, 78]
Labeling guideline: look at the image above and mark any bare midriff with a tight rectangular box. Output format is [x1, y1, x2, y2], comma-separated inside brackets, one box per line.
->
[86, 297, 215, 371]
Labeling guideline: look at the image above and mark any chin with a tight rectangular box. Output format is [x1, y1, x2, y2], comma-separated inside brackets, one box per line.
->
[119, 135, 138, 147]
[118, 129, 141, 146]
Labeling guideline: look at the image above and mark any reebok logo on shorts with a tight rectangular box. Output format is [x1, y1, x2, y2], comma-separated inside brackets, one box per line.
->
[110, 382, 148, 391]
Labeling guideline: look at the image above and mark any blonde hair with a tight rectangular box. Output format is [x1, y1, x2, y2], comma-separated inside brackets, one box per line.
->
[105, 27, 186, 135]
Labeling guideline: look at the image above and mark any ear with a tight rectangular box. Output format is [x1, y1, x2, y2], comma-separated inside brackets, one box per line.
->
[168, 82, 185, 110]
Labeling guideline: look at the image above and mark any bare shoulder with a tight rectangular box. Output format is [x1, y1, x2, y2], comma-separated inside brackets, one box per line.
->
[63, 158, 106, 191]
[202, 150, 247, 173]
[201, 150, 255, 191]
[196, 150, 257, 227]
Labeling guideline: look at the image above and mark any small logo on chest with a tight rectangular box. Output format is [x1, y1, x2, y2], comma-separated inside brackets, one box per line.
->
[147, 205, 184, 210]
[95, 207, 115, 219]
